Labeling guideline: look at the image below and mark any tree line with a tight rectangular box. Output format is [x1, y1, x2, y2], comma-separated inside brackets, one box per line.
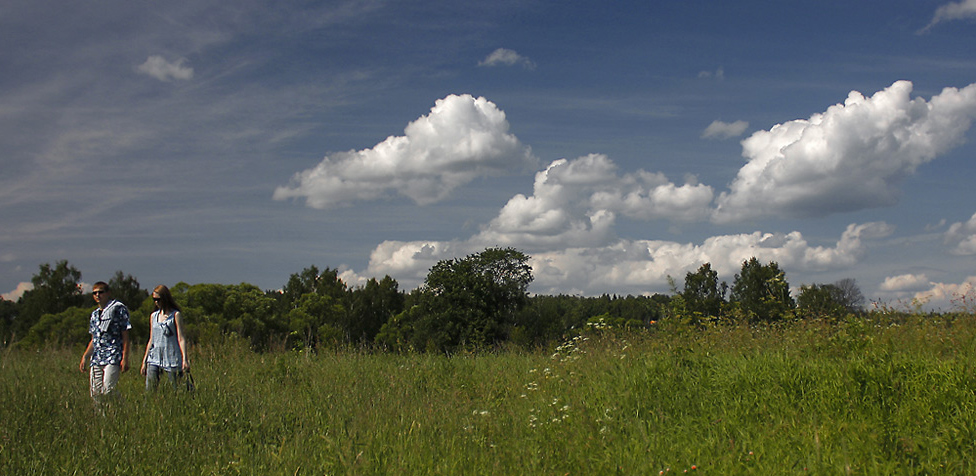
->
[1, 250, 866, 353]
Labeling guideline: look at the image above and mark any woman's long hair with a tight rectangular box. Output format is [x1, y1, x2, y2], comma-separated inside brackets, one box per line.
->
[152, 284, 182, 314]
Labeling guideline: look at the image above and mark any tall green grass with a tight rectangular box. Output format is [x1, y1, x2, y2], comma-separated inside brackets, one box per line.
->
[3, 315, 976, 474]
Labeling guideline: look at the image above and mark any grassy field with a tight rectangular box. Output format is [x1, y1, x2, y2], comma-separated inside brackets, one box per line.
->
[3, 315, 976, 475]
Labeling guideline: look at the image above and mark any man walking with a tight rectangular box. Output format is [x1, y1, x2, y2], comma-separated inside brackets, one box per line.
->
[79, 281, 131, 402]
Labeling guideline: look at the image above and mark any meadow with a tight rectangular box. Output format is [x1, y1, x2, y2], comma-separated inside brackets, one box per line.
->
[3, 315, 976, 475]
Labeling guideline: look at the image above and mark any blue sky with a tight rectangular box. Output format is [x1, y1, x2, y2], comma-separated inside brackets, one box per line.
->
[3, 0, 976, 310]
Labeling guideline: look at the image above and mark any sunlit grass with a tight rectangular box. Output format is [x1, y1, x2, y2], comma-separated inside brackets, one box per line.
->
[3, 315, 976, 474]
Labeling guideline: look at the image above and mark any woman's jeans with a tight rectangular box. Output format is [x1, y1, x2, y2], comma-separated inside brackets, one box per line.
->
[145, 364, 182, 391]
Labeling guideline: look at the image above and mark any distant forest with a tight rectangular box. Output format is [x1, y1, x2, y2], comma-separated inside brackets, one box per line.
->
[2, 247, 880, 353]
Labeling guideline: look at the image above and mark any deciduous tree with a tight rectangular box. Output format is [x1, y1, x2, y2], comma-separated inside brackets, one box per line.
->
[832, 278, 865, 313]
[108, 270, 149, 313]
[681, 263, 727, 319]
[15, 260, 86, 339]
[347, 276, 404, 344]
[729, 258, 795, 322]
[797, 283, 847, 319]
[379, 247, 533, 352]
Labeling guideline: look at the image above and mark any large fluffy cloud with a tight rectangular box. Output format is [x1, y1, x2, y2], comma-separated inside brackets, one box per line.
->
[528, 221, 891, 295]
[471, 154, 714, 249]
[280, 82, 972, 299]
[879, 273, 931, 292]
[873, 274, 976, 311]
[274, 94, 538, 208]
[714, 81, 976, 222]
[1, 282, 33, 301]
[912, 276, 976, 311]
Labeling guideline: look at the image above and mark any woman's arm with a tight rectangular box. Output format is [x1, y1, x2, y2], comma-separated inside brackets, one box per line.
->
[140, 313, 153, 376]
[174, 311, 190, 371]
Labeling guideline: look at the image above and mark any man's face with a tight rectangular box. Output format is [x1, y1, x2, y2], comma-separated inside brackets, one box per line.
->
[92, 287, 110, 307]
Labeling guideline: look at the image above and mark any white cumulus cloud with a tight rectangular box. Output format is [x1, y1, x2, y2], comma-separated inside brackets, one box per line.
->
[701, 120, 749, 139]
[880, 273, 930, 292]
[944, 212, 976, 255]
[136, 55, 194, 82]
[365, 240, 472, 289]
[360, 221, 889, 296]
[913, 276, 976, 310]
[470, 154, 714, 250]
[713, 80, 976, 222]
[1, 282, 33, 301]
[274, 94, 539, 208]
[478, 48, 535, 69]
[528, 222, 889, 295]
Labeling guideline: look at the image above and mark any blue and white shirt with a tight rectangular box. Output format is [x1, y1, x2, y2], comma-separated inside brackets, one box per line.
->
[146, 310, 183, 369]
[88, 300, 132, 366]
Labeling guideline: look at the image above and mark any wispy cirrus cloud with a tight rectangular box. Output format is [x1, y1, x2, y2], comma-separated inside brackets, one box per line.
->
[701, 120, 749, 140]
[919, 0, 976, 33]
[478, 48, 536, 69]
[698, 66, 724, 80]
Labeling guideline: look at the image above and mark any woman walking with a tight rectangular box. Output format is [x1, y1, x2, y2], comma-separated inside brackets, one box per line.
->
[140, 285, 189, 391]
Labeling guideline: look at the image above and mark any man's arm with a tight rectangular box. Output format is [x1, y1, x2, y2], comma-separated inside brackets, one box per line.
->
[79, 339, 93, 372]
[120, 329, 130, 372]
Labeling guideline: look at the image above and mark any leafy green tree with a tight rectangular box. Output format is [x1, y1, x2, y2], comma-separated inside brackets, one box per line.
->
[108, 270, 149, 313]
[376, 297, 424, 351]
[285, 292, 345, 349]
[797, 283, 847, 319]
[346, 276, 404, 344]
[378, 247, 533, 352]
[281, 266, 346, 308]
[185, 283, 228, 317]
[107, 271, 150, 342]
[17, 307, 91, 349]
[223, 283, 280, 350]
[729, 258, 795, 322]
[130, 293, 157, 346]
[608, 294, 666, 325]
[681, 263, 727, 319]
[15, 261, 86, 340]
[169, 282, 219, 346]
[0, 298, 19, 347]
[172, 282, 231, 345]
[797, 279, 863, 318]
[512, 295, 568, 347]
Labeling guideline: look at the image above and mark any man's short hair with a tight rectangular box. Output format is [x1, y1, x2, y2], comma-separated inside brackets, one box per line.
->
[92, 281, 110, 292]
